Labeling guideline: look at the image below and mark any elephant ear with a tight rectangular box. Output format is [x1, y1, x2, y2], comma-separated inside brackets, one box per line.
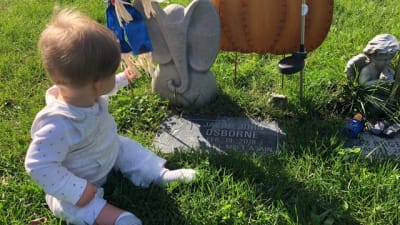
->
[135, 1, 172, 64]
[186, 0, 220, 72]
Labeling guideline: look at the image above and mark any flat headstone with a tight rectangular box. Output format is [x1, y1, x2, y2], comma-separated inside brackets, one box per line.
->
[347, 132, 400, 158]
[153, 115, 285, 153]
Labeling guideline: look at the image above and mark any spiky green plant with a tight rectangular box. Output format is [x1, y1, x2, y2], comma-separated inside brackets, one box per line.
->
[338, 56, 400, 123]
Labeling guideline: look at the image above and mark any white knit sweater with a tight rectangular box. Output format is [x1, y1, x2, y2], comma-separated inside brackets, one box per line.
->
[25, 73, 129, 205]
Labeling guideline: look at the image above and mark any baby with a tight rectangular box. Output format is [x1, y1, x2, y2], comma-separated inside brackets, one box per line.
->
[24, 8, 195, 225]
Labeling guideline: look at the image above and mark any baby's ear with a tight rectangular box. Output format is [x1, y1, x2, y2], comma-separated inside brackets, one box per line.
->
[93, 79, 104, 93]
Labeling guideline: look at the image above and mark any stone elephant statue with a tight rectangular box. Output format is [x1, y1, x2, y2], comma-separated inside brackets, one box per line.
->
[134, 0, 221, 108]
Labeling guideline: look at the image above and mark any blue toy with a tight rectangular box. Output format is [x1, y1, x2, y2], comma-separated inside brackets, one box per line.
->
[106, 0, 152, 55]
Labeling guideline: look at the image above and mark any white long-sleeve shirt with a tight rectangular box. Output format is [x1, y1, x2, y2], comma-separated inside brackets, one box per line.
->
[25, 73, 129, 205]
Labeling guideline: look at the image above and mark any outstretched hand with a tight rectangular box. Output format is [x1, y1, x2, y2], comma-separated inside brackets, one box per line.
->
[124, 68, 140, 82]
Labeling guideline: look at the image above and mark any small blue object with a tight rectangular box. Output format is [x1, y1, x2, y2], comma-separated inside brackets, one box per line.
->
[106, 1, 153, 55]
[344, 119, 364, 138]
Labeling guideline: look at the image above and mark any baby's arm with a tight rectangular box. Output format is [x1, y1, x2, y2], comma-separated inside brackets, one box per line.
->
[25, 116, 92, 206]
[106, 69, 140, 96]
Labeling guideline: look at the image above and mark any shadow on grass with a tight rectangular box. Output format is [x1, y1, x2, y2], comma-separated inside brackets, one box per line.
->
[103, 171, 189, 225]
[213, 152, 358, 224]
[167, 149, 360, 225]
[172, 89, 249, 117]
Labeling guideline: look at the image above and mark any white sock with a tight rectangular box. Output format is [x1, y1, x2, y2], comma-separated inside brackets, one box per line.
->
[160, 168, 196, 184]
[115, 212, 142, 225]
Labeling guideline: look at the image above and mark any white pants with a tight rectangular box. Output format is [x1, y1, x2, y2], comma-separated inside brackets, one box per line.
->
[46, 137, 166, 225]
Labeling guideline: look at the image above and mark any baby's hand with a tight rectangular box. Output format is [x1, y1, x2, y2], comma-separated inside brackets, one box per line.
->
[76, 181, 97, 207]
[124, 67, 140, 82]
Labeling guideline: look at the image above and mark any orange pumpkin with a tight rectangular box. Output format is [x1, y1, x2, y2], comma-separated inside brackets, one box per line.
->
[211, 0, 334, 54]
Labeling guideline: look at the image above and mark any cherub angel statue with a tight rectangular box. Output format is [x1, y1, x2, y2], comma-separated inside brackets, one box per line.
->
[344, 34, 400, 136]
[345, 34, 399, 87]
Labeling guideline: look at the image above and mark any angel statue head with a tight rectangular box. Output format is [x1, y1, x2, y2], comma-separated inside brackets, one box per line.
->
[363, 34, 399, 70]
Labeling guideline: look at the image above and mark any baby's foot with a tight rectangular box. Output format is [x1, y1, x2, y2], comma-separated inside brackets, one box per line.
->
[160, 169, 196, 184]
[116, 212, 142, 225]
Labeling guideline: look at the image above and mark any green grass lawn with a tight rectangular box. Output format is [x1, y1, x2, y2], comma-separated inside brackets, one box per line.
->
[1, 0, 400, 224]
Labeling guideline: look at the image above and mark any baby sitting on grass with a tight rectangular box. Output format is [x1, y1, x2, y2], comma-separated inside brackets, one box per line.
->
[24, 8, 195, 225]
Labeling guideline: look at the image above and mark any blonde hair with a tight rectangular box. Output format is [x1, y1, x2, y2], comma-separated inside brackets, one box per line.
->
[39, 8, 121, 87]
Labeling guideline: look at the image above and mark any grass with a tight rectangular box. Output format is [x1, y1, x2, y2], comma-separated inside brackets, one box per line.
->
[1, 0, 400, 224]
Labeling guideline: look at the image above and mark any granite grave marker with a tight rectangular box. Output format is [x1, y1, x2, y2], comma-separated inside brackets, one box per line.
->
[153, 115, 285, 153]
[347, 132, 400, 158]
